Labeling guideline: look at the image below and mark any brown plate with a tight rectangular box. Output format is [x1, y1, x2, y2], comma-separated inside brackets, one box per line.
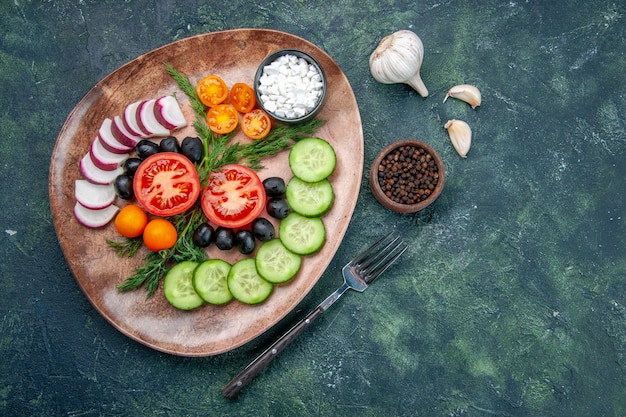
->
[48, 29, 363, 356]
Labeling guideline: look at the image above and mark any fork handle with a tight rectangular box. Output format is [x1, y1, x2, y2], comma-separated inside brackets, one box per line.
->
[222, 305, 324, 398]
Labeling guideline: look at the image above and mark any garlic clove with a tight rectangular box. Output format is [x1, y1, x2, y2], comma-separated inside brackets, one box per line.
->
[443, 84, 481, 108]
[444, 119, 472, 158]
[369, 30, 429, 97]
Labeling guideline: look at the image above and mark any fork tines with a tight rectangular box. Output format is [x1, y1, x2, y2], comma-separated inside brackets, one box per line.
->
[352, 232, 407, 283]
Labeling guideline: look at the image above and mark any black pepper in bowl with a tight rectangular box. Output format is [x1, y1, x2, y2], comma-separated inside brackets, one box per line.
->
[369, 139, 445, 213]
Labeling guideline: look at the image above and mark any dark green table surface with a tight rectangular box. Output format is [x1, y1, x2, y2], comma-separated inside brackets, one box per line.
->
[2, 1, 625, 416]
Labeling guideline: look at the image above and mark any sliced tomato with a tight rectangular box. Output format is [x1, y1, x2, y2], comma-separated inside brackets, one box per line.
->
[133, 152, 200, 217]
[201, 164, 266, 229]
[196, 75, 228, 107]
[207, 104, 239, 134]
[241, 109, 272, 140]
[229, 83, 256, 114]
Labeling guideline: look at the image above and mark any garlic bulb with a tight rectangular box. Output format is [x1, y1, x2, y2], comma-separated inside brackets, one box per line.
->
[443, 84, 482, 108]
[369, 30, 429, 97]
[444, 119, 472, 158]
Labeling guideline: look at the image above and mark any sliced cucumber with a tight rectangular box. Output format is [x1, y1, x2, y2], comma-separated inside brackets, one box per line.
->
[227, 258, 273, 304]
[193, 259, 233, 305]
[289, 137, 336, 182]
[285, 176, 334, 217]
[163, 261, 204, 310]
[256, 238, 302, 284]
[279, 212, 326, 255]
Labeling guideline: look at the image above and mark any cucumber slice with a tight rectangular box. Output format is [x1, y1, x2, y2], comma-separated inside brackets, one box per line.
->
[227, 258, 273, 304]
[279, 212, 326, 255]
[256, 238, 302, 284]
[289, 137, 336, 182]
[163, 261, 204, 310]
[286, 176, 334, 217]
[193, 259, 233, 305]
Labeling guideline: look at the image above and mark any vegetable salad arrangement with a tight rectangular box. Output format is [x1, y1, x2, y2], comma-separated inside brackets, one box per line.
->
[73, 63, 337, 310]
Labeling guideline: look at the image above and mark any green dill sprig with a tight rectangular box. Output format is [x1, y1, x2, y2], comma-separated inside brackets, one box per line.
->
[165, 63, 206, 117]
[106, 237, 143, 257]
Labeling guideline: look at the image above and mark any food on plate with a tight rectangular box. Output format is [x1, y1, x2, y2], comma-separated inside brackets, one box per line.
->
[142, 218, 177, 252]
[257, 53, 324, 120]
[278, 212, 326, 255]
[235, 230, 256, 255]
[74, 201, 119, 228]
[193, 259, 233, 305]
[192, 223, 215, 248]
[262, 176, 286, 197]
[227, 258, 273, 304]
[80, 152, 124, 185]
[229, 82, 256, 114]
[89, 135, 129, 171]
[241, 109, 272, 140]
[114, 204, 149, 238]
[163, 261, 204, 310]
[74, 179, 116, 210]
[206, 103, 239, 134]
[255, 238, 302, 284]
[266, 197, 291, 220]
[114, 174, 134, 200]
[133, 152, 201, 217]
[250, 218, 275, 242]
[180, 136, 203, 163]
[285, 176, 334, 217]
[288, 137, 336, 182]
[196, 74, 228, 107]
[201, 164, 266, 229]
[369, 29, 429, 97]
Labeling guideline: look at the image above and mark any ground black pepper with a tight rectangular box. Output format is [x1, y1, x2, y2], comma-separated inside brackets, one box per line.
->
[377, 145, 439, 205]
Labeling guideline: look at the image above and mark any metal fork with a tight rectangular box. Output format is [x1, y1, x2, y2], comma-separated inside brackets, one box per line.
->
[222, 232, 407, 398]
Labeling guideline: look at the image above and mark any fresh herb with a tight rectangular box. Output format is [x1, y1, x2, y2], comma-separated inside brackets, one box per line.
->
[107, 237, 143, 257]
[116, 206, 208, 297]
[114, 63, 325, 296]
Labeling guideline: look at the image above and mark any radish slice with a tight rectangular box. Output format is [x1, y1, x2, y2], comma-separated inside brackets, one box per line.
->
[111, 115, 142, 147]
[137, 99, 170, 137]
[154, 96, 187, 130]
[75, 179, 116, 209]
[80, 153, 123, 185]
[124, 100, 149, 137]
[74, 201, 119, 228]
[90, 136, 129, 171]
[99, 119, 133, 154]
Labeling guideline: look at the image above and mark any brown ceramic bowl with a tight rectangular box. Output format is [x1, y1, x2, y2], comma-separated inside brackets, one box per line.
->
[254, 48, 327, 124]
[369, 139, 445, 213]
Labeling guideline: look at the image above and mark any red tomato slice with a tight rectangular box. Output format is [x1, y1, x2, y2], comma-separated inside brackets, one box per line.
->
[133, 152, 200, 217]
[229, 83, 256, 114]
[201, 164, 266, 229]
[242, 109, 272, 140]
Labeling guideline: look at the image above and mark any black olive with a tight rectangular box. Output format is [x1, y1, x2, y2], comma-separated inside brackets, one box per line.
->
[236, 230, 256, 255]
[123, 157, 142, 177]
[266, 198, 290, 219]
[251, 218, 275, 241]
[159, 136, 180, 153]
[214, 227, 235, 250]
[180, 136, 203, 163]
[193, 223, 214, 248]
[262, 177, 286, 197]
[114, 174, 134, 200]
[136, 139, 160, 159]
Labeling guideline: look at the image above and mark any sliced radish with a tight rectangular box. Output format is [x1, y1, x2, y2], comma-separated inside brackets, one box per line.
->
[74, 201, 119, 228]
[90, 136, 129, 171]
[99, 119, 133, 154]
[154, 95, 187, 130]
[137, 99, 170, 137]
[124, 100, 149, 137]
[80, 153, 123, 185]
[75, 179, 116, 209]
[111, 115, 142, 147]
